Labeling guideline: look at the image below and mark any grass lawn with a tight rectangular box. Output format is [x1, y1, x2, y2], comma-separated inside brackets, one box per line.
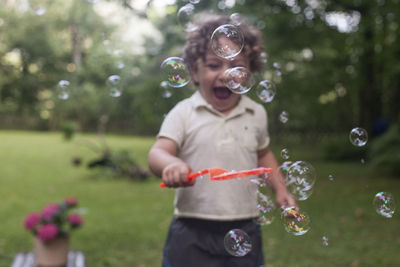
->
[0, 130, 399, 267]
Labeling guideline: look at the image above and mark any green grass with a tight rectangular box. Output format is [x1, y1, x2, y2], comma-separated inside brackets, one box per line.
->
[0, 130, 399, 266]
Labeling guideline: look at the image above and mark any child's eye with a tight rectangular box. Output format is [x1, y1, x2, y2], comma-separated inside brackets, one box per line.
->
[207, 63, 220, 69]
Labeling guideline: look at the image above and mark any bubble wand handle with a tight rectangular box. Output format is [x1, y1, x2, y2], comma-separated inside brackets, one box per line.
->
[159, 169, 209, 188]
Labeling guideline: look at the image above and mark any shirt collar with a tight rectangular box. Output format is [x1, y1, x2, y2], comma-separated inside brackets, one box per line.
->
[191, 90, 255, 118]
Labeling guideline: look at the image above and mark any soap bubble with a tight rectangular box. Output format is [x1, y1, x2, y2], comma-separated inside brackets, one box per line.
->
[280, 148, 290, 160]
[279, 161, 293, 178]
[230, 13, 245, 26]
[281, 206, 311, 236]
[254, 191, 276, 225]
[177, 4, 198, 32]
[328, 175, 334, 181]
[260, 52, 268, 65]
[223, 67, 255, 94]
[349, 127, 368, 147]
[29, 1, 46, 16]
[211, 24, 244, 59]
[285, 161, 316, 201]
[107, 75, 122, 97]
[373, 192, 396, 218]
[279, 111, 289, 123]
[224, 229, 252, 257]
[56, 80, 70, 100]
[322, 236, 329, 246]
[160, 57, 191, 88]
[256, 80, 276, 103]
[160, 81, 172, 98]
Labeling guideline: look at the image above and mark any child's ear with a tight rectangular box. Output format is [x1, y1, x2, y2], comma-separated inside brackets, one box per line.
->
[191, 65, 199, 85]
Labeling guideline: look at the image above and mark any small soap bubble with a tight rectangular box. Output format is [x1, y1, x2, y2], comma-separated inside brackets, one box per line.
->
[279, 111, 289, 123]
[230, 13, 245, 26]
[280, 148, 290, 160]
[281, 206, 311, 236]
[160, 81, 172, 98]
[177, 4, 198, 32]
[256, 80, 276, 103]
[322, 236, 329, 246]
[160, 57, 191, 88]
[223, 67, 255, 94]
[224, 229, 252, 257]
[328, 175, 334, 181]
[211, 24, 244, 59]
[29, 1, 46, 16]
[373, 192, 396, 218]
[273, 62, 281, 69]
[115, 61, 125, 69]
[285, 161, 316, 201]
[107, 75, 122, 97]
[56, 80, 71, 100]
[260, 52, 268, 65]
[349, 127, 368, 147]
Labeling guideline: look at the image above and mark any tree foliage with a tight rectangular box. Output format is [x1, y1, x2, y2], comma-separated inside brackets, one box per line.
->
[0, 0, 399, 138]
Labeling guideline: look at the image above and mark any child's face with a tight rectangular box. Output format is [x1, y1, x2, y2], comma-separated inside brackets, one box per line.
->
[192, 50, 250, 115]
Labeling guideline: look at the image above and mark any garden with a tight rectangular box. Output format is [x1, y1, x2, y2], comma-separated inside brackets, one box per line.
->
[1, 0, 400, 266]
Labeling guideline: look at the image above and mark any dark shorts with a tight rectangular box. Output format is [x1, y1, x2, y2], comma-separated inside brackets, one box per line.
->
[162, 217, 264, 267]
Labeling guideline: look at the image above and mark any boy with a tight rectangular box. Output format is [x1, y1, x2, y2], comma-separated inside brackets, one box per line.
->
[148, 13, 296, 267]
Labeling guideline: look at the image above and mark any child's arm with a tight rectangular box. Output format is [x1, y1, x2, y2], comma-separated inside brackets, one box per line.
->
[148, 137, 194, 188]
[257, 147, 297, 208]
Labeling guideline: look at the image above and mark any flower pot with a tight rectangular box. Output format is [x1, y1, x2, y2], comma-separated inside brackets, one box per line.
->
[34, 236, 69, 267]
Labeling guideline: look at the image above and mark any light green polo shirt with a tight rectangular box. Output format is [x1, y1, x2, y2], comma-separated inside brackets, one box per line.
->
[158, 91, 270, 220]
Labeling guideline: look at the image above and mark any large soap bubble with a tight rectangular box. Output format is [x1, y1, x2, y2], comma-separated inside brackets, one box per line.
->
[281, 206, 311, 236]
[256, 80, 276, 103]
[160, 57, 191, 88]
[211, 24, 244, 59]
[222, 66, 255, 94]
[285, 161, 316, 201]
[224, 229, 252, 257]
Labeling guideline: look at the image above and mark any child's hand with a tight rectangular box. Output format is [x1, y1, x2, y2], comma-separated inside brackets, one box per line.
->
[275, 188, 297, 210]
[162, 161, 194, 188]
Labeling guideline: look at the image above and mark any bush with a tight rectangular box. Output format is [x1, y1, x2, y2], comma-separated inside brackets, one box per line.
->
[60, 121, 77, 141]
[369, 124, 400, 176]
[322, 135, 367, 161]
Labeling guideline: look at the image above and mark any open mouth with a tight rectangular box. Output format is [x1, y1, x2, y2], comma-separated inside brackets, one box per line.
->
[213, 87, 232, 100]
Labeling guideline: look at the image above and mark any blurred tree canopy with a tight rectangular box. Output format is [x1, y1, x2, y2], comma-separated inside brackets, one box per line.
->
[0, 0, 399, 138]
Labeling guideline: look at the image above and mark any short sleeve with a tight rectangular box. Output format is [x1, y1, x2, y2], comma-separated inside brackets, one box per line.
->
[257, 105, 270, 151]
[157, 102, 186, 148]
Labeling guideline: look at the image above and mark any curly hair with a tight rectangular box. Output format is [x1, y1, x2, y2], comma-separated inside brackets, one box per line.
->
[183, 13, 265, 76]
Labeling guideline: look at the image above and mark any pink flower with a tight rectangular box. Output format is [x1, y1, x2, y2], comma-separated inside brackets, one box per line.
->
[64, 197, 78, 207]
[24, 213, 40, 231]
[37, 224, 59, 242]
[41, 203, 60, 221]
[68, 214, 84, 227]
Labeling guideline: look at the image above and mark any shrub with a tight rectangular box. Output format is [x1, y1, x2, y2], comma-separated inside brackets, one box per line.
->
[369, 124, 400, 176]
[60, 121, 77, 141]
[322, 135, 367, 161]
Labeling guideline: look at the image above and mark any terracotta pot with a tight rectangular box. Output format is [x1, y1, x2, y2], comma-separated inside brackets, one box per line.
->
[34, 236, 69, 267]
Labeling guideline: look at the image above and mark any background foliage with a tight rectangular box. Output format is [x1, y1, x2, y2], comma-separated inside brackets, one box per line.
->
[1, 0, 398, 137]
